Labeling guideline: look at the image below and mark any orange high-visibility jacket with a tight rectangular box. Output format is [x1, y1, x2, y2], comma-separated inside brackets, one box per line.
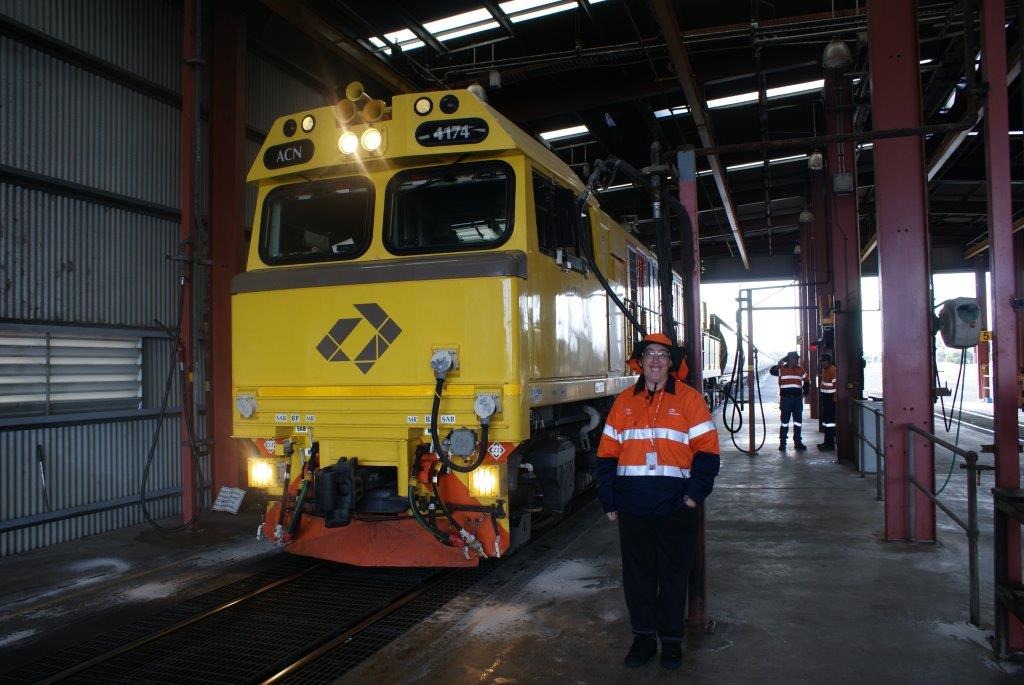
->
[820, 365, 837, 395]
[777, 363, 808, 393]
[598, 377, 719, 478]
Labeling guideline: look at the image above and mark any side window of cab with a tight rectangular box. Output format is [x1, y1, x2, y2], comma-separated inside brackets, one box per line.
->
[532, 172, 592, 273]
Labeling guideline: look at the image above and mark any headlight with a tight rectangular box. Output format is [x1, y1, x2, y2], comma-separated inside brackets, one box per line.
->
[301, 114, 315, 132]
[414, 97, 433, 115]
[361, 128, 382, 152]
[248, 458, 277, 489]
[338, 131, 358, 154]
[469, 465, 500, 499]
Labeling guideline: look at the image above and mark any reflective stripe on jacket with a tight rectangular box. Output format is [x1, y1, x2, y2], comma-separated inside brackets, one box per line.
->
[820, 364, 837, 394]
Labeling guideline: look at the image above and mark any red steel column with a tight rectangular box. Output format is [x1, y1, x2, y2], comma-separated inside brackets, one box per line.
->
[678, 147, 703, 389]
[868, 0, 935, 541]
[802, 209, 821, 419]
[210, 0, 247, 490]
[981, 0, 1023, 647]
[811, 166, 828, 384]
[178, 0, 198, 524]
[974, 257, 990, 400]
[824, 67, 864, 462]
[677, 147, 710, 631]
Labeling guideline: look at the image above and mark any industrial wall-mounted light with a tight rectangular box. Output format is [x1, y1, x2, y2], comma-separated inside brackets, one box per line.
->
[799, 208, 814, 223]
[822, 37, 853, 70]
[808, 151, 824, 170]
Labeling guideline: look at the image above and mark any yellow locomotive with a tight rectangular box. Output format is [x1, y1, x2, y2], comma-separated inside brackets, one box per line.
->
[233, 83, 689, 566]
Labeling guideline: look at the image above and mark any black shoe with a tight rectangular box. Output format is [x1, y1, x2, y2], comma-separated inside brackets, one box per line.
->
[779, 443, 786, 451]
[624, 635, 658, 668]
[817, 442, 835, 451]
[660, 642, 683, 670]
[794, 442, 807, 451]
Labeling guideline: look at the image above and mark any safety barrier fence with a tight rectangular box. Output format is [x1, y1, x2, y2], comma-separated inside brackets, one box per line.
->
[852, 399, 986, 628]
[851, 398, 885, 501]
[906, 424, 987, 629]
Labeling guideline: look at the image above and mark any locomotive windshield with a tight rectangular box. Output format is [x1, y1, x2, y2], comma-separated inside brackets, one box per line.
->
[384, 161, 514, 254]
[259, 177, 374, 264]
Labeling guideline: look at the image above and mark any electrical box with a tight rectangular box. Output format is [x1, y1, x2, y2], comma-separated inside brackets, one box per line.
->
[938, 297, 982, 349]
[833, 172, 855, 193]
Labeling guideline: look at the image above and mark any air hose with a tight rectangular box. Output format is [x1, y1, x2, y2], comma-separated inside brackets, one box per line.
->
[430, 377, 489, 472]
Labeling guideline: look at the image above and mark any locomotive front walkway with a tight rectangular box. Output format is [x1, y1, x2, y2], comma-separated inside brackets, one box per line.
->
[349, 417, 1021, 683]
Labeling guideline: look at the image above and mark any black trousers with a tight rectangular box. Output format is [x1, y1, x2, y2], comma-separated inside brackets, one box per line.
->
[617, 507, 699, 642]
[820, 393, 836, 446]
[779, 394, 804, 445]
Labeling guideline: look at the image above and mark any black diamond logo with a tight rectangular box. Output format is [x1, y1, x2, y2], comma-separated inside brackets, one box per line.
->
[315, 304, 401, 373]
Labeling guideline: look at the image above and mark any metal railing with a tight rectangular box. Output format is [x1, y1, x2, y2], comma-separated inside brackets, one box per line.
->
[851, 398, 885, 501]
[906, 424, 990, 628]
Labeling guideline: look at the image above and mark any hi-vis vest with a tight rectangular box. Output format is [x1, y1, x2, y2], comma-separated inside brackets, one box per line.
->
[820, 365, 837, 394]
[598, 379, 719, 478]
[778, 364, 808, 391]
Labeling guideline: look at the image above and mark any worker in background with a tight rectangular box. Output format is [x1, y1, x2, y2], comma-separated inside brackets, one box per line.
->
[817, 353, 837, 451]
[769, 351, 809, 451]
[597, 333, 721, 671]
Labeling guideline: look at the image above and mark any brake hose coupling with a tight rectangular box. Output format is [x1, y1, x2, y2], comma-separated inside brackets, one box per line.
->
[460, 529, 488, 558]
[429, 349, 457, 380]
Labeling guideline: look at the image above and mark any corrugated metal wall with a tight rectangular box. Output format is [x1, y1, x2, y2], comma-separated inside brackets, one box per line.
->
[1, 0, 344, 556]
[0, 0, 186, 556]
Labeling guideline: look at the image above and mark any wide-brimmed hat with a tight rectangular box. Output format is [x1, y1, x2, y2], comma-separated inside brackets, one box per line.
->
[628, 332, 687, 377]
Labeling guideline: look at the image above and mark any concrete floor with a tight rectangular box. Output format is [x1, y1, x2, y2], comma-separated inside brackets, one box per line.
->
[2, 413, 1022, 682]
[349, 417, 1023, 683]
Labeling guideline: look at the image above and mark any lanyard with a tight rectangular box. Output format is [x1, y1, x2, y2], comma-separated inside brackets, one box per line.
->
[646, 387, 665, 451]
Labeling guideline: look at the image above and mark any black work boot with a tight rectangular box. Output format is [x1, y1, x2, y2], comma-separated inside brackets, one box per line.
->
[660, 641, 683, 670]
[793, 428, 807, 450]
[817, 442, 835, 451]
[624, 635, 658, 668]
[779, 427, 788, 451]
[794, 441, 808, 451]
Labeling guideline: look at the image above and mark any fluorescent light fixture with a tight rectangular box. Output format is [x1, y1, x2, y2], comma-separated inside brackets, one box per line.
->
[967, 131, 979, 136]
[654, 79, 824, 118]
[1011, 130, 1024, 136]
[725, 154, 808, 172]
[654, 105, 690, 119]
[600, 182, 634, 192]
[919, 58, 934, 65]
[539, 124, 588, 141]
[696, 170, 714, 177]
[765, 79, 824, 98]
[857, 142, 874, 150]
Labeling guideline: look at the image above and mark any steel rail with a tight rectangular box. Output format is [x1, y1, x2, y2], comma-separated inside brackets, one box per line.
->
[258, 569, 455, 684]
[39, 562, 327, 684]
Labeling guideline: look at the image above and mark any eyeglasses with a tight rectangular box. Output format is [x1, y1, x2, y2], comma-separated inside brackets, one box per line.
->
[642, 349, 671, 359]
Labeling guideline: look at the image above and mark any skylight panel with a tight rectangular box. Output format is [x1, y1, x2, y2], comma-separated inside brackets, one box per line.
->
[424, 8, 494, 33]
[503, 0, 597, 23]
[539, 124, 589, 141]
[436, 21, 501, 42]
